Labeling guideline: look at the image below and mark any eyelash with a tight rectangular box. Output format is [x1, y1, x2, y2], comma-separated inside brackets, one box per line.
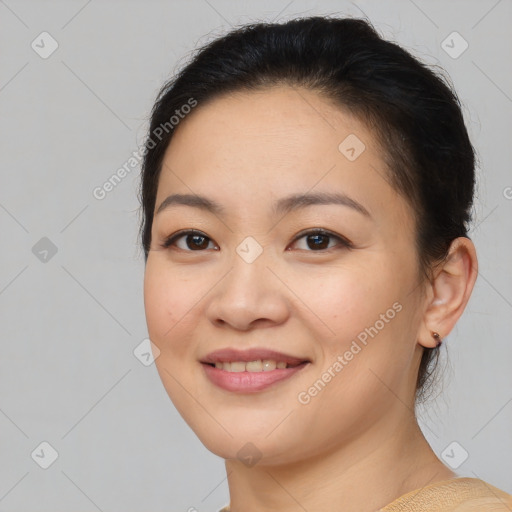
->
[160, 228, 353, 252]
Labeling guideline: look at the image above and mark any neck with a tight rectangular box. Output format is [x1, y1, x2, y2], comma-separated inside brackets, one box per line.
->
[224, 410, 456, 512]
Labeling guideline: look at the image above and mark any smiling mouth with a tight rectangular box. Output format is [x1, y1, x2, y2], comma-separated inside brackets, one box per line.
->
[204, 360, 308, 372]
[201, 359, 310, 393]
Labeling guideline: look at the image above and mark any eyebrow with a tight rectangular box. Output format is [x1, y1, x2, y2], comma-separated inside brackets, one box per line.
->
[155, 191, 371, 218]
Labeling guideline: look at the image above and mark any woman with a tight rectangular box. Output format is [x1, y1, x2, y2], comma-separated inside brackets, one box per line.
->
[139, 15, 512, 511]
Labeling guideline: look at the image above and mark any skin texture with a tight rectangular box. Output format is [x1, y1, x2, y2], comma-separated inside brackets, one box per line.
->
[143, 86, 478, 512]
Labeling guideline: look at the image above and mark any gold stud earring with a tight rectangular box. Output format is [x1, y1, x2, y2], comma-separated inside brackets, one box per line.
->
[432, 331, 442, 348]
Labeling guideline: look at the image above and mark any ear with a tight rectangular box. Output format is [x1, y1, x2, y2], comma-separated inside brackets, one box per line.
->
[418, 237, 478, 348]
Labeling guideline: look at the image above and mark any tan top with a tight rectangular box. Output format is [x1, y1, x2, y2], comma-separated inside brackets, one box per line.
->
[217, 477, 512, 511]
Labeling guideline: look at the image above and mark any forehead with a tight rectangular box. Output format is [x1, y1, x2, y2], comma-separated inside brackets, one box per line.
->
[156, 86, 407, 225]
[163, 86, 374, 173]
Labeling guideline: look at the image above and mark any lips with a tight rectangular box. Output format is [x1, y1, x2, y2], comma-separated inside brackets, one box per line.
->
[200, 347, 311, 393]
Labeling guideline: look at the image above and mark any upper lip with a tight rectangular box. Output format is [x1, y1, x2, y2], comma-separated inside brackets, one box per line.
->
[201, 348, 310, 365]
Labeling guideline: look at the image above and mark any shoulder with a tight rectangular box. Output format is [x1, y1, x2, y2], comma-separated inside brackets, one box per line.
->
[380, 477, 512, 512]
[217, 479, 512, 512]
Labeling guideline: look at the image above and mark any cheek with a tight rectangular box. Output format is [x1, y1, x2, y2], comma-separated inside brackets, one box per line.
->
[143, 257, 198, 351]
[298, 260, 414, 390]
[143, 258, 204, 409]
[143, 270, 172, 344]
[294, 262, 400, 344]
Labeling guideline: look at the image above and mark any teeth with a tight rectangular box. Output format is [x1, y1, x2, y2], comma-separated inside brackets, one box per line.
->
[246, 360, 263, 372]
[230, 361, 246, 373]
[262, 359, 276, 371]
[212, 360, 293, 372]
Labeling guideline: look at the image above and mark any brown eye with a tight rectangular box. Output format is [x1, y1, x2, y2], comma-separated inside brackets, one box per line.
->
[162, 230, 217, 251]
[290, 229, 352, 251]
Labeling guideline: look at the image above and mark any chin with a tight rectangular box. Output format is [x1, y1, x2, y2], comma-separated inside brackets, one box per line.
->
[188, 423, 308, 467]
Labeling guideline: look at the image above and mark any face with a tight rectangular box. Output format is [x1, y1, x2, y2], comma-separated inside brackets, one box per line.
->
[144, 86, 426, 465]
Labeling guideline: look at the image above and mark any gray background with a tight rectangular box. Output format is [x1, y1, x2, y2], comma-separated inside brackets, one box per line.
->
[1, 0, 511, 511]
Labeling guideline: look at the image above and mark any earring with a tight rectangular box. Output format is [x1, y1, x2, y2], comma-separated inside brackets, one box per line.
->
[432, 331, 442, 348]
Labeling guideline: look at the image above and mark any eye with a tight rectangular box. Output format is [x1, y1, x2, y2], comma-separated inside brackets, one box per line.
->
[289, 229, 352, 252]
[161, 228, 352, 253]
[161, 230, 218, 251]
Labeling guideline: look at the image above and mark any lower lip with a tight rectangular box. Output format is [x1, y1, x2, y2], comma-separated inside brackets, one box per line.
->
[201, 362, 309, 392]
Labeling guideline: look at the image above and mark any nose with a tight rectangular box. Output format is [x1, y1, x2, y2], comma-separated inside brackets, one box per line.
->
[205, 251, 290, 331]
